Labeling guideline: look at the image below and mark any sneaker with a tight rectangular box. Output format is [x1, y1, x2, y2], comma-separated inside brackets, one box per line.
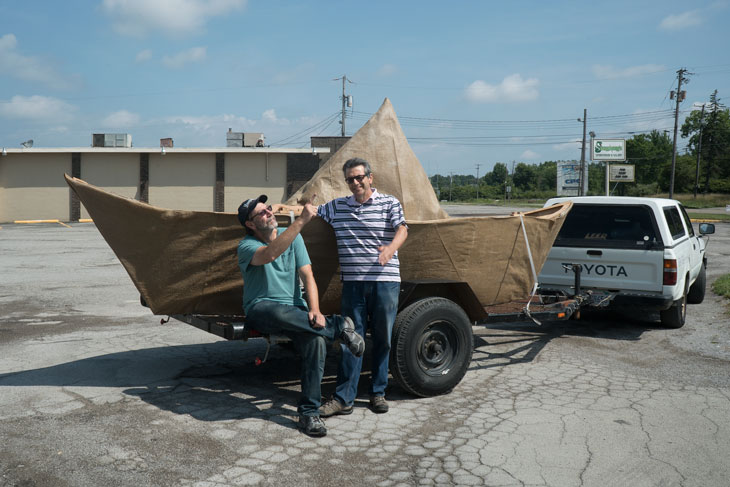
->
[369, 395, 389, 414]
[340, 316, 365, 357]
[298, 415, 327, 437]
[319, 397, 353, 417]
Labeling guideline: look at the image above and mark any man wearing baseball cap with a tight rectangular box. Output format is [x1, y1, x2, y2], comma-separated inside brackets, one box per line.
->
[236, 194, 364, 437]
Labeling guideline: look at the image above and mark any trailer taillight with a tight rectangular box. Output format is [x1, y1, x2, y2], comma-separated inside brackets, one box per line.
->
[663, 259, 677, 285]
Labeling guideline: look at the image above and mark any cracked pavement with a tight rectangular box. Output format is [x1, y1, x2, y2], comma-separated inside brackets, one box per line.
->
[1, 218, 729, 486]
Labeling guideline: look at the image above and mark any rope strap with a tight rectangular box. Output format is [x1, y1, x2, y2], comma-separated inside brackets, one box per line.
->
[519, 213, 541, 325]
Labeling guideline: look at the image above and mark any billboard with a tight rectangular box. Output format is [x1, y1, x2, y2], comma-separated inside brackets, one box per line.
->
[557, 161, 587, 196]
[592, 139, 626, 161]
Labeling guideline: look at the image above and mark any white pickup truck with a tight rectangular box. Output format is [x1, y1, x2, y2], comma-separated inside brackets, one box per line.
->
[537, 196, 715, 328]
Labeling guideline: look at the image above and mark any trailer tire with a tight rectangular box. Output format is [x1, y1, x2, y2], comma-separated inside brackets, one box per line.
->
[390, 297, 473, 397]
[660, 279, 688, 329]
[687, 264, 706, 304]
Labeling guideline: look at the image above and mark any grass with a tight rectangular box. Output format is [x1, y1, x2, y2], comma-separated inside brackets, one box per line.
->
[442, 198, 545, 207]
[689, 212, 730, 222]
[673, 193, 730, 209]
[712, 274, 730, 300]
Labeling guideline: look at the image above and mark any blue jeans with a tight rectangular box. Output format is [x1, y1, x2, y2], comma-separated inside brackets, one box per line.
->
[245, 300, 345, 417]
[334, 281, 400, 406]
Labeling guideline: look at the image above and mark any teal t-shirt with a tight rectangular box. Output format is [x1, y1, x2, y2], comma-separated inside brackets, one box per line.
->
[237, 229, 311, 315]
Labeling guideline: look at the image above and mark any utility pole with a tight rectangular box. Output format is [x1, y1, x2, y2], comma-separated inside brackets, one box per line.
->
[334, 75, 352, 136]
[449, 172, 453, 201]
[694, 104, 705, 199]
[578, 109, 587, 196]
[475, 163, 481, 200]
[669, 68, 690, 198]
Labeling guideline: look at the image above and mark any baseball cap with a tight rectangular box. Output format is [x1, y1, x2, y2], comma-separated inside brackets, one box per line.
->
[237, 195, 268, 226]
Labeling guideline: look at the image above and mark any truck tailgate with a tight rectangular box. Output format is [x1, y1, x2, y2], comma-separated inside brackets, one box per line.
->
[539, 247, 664, 292]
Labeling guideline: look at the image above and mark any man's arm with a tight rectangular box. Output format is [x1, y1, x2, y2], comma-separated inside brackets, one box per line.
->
[250, 201, 317, 266]
[377, 223, 408, 266]
[298, 264, 325, 329]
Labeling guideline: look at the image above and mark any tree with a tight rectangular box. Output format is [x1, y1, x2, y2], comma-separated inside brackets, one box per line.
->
[534, 161, 557, 192]
[681, 90, 730, 193]
[513, 163, 537, 190]
[485, 162, 508, 186]
[626, 130, 672, 187]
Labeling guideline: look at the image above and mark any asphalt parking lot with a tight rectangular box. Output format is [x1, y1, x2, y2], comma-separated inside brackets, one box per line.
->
[1, 212, 729, 487]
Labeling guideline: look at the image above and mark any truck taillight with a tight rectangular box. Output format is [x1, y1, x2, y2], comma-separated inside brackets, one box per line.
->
[663, 259, 677, 285]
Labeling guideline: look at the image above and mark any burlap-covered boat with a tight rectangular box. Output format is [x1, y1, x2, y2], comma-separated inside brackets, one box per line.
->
[65, 98, 571, 316]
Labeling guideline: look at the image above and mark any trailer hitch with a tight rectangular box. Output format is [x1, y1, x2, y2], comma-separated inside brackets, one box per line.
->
[561, 263, 583, 296]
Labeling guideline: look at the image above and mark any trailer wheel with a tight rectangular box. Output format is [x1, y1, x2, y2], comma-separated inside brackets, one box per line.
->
[660, 279, 688, 329]
[687, 264, 706, 304]
[390, 297, 473, 397]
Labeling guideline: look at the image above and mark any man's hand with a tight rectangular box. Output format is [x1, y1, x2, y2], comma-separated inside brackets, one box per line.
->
[308, 310, 326, 329]
[377, 244, 395, 266]
[299, 193, 318, 225]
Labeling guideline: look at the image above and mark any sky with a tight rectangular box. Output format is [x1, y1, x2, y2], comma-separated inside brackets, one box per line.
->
[1, 0, 729, 176]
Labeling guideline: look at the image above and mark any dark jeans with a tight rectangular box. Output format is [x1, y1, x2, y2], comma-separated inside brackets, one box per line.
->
[245, 300, 345, 417]
[334, 281, 400, 406]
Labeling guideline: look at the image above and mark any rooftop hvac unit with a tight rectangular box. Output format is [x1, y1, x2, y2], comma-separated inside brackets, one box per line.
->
[226, 130, 264, 147]
[92, 133, 132, 148]
[244, 133, 264, 147]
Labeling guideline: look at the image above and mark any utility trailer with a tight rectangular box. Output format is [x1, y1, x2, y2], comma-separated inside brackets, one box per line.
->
[158, 266, 598, 398]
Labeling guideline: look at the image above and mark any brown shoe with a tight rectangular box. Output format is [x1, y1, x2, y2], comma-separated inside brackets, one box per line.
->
[319, 397, 353, 417]
[369, 395, 389, 414]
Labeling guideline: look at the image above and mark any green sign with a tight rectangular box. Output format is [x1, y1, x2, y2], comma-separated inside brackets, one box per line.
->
[592, 139, 626, 161]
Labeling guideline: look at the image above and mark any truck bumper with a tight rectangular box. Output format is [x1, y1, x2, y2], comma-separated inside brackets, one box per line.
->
[609, 294, 674, 311]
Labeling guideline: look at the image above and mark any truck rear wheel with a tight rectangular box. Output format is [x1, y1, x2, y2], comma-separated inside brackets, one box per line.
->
[660, 281, 687, 329]
[390, 297, 473, 397]
[687, 264, 706, 304]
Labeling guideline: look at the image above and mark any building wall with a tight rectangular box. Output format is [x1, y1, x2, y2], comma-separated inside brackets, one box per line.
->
[0, 153, 71, 221]
[286, 153, 321, 198]
[0, 149, 322, 222]
[225, 152, 287, 211]
[310, 136, 350, 166]
[79, 153, 139, 219]
[149, 153, 216, 211]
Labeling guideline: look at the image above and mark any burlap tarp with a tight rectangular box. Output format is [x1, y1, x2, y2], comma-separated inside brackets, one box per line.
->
[65, 98, 571, 316]
[286, 98, 448, 221]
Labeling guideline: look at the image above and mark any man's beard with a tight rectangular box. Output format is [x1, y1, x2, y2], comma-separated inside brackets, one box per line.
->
[255, 218, 277, 233]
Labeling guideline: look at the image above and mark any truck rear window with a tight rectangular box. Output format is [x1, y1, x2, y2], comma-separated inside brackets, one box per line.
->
[554, 204, 661, 249]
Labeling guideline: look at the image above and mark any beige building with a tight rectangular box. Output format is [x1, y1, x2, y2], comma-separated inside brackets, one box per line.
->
[0, 147, 328, 223]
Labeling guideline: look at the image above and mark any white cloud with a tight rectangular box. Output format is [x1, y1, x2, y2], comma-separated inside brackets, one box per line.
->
[377, 64, 398, 77]
[659, 11, 702, 30]
[135, 49, 153, 63]
[592, 64, 666, 80]
[0, 34, 76, 89]
[0, 95, 76, 122]
[552, 141, 581, 152]
[162, 46, 206, 69]
[465, 74, 539, 103]
[521, 150, 539, 160]
[152, 110, 318, 146]
[101, 0, 247, 37]
[101, 110, 140, 128]
[262, 109, 288, 124]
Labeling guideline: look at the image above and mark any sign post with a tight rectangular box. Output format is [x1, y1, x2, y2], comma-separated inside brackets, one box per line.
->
[592, 139, 626, 196]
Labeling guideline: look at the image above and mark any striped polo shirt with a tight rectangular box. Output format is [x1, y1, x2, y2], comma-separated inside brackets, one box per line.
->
[318, 189, 406, 282]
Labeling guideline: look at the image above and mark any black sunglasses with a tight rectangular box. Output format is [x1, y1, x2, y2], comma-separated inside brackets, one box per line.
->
[345, 174, 370, 184]
[250, 205, 273, 220]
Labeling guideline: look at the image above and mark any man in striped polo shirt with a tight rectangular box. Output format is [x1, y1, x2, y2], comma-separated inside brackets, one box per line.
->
[318, 157, 408, 415]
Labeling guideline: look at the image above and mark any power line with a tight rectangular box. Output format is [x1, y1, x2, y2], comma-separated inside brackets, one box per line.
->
[269, 111, 340, 146]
